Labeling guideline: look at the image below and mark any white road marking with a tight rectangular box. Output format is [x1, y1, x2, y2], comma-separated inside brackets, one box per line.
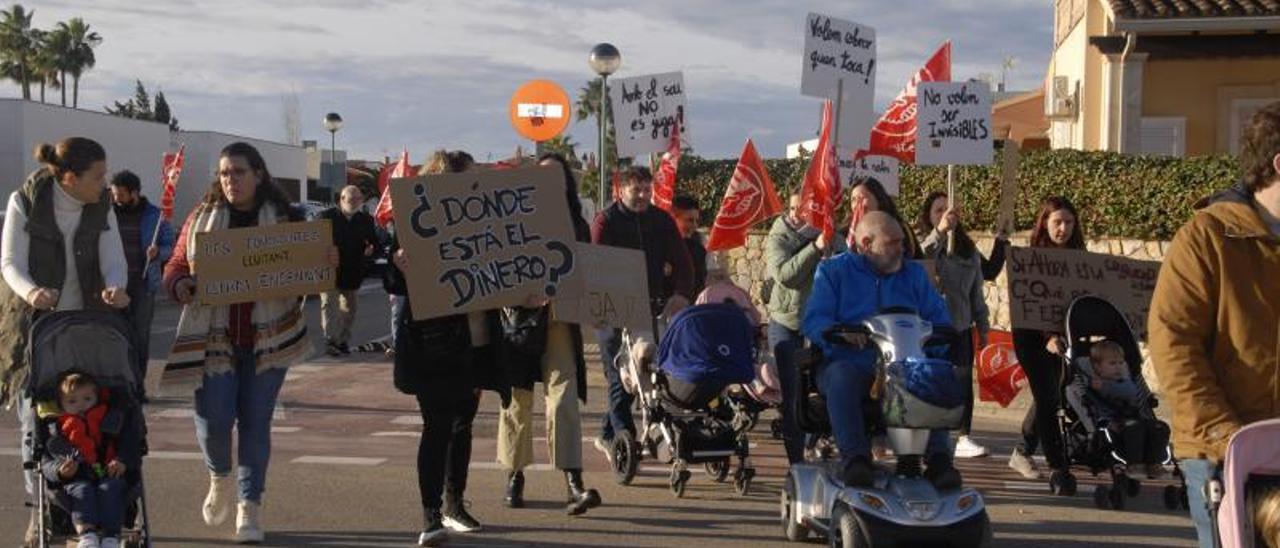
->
[272, 426, 302, 433]
[293, 456, 387, 466]
[371, 431, 420, 437]
[392, 415, 423, 426]
[148, 451, 205, 460]
[469, 462, 554, 472]
[1003, 480, 1095, 494]
[152, 408, 194, 419]
[0, 447, 20, 457]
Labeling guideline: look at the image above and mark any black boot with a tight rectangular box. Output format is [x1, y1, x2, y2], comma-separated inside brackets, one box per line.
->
[564, 469, 601, 516]
[504, 470, 525, 508]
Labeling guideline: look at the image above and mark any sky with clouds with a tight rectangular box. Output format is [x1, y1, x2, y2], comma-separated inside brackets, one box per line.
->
[15, 0, 1052, 163]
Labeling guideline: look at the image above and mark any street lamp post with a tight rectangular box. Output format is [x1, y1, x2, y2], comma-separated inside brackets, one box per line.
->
[589, 43, 621, 210]
[324, 112, 344, 199]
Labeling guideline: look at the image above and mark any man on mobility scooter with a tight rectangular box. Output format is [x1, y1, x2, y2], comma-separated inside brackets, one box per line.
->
[802, 212, 961, 490]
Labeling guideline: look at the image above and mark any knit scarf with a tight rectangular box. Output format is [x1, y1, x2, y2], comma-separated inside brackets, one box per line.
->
[167, 202, 308, 375]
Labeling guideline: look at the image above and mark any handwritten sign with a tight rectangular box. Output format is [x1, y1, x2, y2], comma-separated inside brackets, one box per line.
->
[853, 153, 900, 196]
[995, 140, 1020, 234]
[551, 244, 651, 331]
[194, 220, 334, 306]
[916, 82, 993, 166]
[1005, 247, 1161, 339]
[801, 13, 876, 150]
[609, 71, 686, 158]
[390, 165, 585, 320]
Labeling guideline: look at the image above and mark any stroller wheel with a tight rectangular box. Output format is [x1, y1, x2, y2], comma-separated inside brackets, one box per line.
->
[1109, 484, 1126, 510]
[670, 468, 691, 498]
[1093, 485, 1112, 509]
[1125, 477, 1141, 498]
[734, 468, 755, 496]
[704, 459, 731, 483]
[612, 432, 640, 486]
[1049, 470, 1077, 497]
[1180, 485, 1190, 510]
[770, 417, 784, 440]
[1163, 485, 1181, 510]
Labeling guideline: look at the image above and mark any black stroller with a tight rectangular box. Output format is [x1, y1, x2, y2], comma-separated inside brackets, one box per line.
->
[1052, 296, 1186, 510]
[21, 311, 152, 548]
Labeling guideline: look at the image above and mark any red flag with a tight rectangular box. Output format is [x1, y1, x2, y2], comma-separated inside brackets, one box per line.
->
[797, 100, 842, 241]
[868, 41, 951, 164]
[651, 120, 681, 213]
[375, 149, 411, 228]
[611, 169, 621, 202]
[844, 195, 868, 250]
[159, 145, 185, 222]
[976, 330, 1029, 408]
[707, 139, 782, 251]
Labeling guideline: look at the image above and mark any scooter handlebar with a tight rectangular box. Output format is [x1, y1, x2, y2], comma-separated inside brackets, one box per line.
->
[823, 324, 872, 348]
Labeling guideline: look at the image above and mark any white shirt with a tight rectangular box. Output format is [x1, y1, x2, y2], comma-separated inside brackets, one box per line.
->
[1, 184, 128, 311]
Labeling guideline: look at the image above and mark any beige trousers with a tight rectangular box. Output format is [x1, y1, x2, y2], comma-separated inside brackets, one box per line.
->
[497, 321, 583, 471]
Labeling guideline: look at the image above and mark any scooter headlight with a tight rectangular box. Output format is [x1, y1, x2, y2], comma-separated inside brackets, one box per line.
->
[904, 501, 939, 521]
[955, 493, 979, 514]
[858, 493, 891, 515]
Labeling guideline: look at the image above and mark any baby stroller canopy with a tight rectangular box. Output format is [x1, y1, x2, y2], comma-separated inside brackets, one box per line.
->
[26, 311, 139, 403]
[658, 303, 756, 386]
[1218, 418, 1280, 548]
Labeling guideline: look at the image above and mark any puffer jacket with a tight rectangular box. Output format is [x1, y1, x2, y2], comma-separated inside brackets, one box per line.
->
[764, 217, 846, 331]
[1149, 182, 1280, 462]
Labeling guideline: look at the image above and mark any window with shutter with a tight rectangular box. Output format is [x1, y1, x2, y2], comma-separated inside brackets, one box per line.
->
[1139, 117, 1185, 157]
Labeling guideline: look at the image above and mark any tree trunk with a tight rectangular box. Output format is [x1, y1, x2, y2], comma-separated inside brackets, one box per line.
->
[59, 70, 66, 106]
[72, 76, 79, 108]
[39, 80, 44, 103]
[20, 67, 30, 100]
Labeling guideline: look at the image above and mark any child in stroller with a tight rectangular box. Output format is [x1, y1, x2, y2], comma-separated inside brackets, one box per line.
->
[39, 372, 129, 548]
[1054, 296, 1176, 508]
[1209, 418, 1280, 548]
[1064, 339, 1169, 480]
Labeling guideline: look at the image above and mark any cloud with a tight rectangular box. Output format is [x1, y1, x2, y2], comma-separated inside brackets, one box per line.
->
[13, 0, 1052, 162]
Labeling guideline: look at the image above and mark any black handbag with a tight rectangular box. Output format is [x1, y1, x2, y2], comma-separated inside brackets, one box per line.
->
[500, 306, 550, 359]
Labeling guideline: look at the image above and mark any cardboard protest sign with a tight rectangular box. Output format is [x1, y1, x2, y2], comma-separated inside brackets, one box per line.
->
[995, 140, 1020, 234]
[916, 82, 993, 166]
[390, 165, 584, 320]
[551, 244, 651, 331]
[852, 153, 900, 196]
[194, 220, 334, 306]
[801, 13, 876, 150]
[1005, 247, 1161, 339]
[609, 72, 686, 158]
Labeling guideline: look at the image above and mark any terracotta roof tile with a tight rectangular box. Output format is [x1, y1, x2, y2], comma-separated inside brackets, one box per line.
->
[1109, 0, 1280, 18]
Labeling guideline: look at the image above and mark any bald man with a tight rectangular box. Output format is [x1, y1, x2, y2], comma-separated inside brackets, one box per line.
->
[319, 185, 380, 355]
[802, 211, 960, 490]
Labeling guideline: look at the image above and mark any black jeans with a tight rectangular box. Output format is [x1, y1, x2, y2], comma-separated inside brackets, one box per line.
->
[766, 322, 807, 464]
[1012, 329, 1065, 470]
[416, 392, 479, 510]
[952, 329, 976, 436]
[596, 328, 635, 441]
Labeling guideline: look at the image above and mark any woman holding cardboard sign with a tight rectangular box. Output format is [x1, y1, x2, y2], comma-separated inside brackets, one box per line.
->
[495, 153, 601, 516]
[1006, 196, 1085, 487]
[388, 150, 508, 547]
[164, 142, 313, 544]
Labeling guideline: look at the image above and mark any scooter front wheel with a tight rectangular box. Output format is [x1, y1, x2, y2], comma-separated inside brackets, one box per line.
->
[828, 502, 870, 548]
[780, 474, 809, 542]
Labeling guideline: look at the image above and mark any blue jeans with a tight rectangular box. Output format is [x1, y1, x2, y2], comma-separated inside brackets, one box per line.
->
[816, 359, 951, 468]
[193, 346, 288, 503]
[767, 322, 807, 464]
[1181, 458, 1218, 548]
[17, 392, 35, 499]
[64, 477, 127, 536]
[389, 295, 405, 347]
[596, 328, 634, 441]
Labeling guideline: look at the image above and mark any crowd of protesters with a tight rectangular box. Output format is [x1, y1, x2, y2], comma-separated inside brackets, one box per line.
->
[3, 100, 1279, 547]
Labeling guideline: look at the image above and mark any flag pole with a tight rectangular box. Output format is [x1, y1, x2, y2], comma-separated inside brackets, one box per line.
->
[946, 164, 955, 253]
[827, 78, 844, 259]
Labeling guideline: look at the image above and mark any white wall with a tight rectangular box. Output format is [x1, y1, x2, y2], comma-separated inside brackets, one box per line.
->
[169, 132, 307, 222]
[0, 99, 171, 200]
[1049, 21, 1089, 150]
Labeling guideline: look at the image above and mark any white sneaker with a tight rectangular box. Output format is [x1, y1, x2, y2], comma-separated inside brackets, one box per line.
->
[76, 532, 100, 548]
[203, 473, 233, 526]
[593, 436, 615, 466]
[954, 436, 990, 458]
[99, 537, 120, 548]
[235, 500, 265, 544]
[1008, 447, 1041, 479]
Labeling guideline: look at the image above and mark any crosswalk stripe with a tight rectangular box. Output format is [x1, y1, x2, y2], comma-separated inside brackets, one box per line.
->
[293, 456, 387, 466]
[391, 415, 423, 425]
[148, 451, 205, 460]
[272, 426, 302, 433]
[371, 431, 420, 437]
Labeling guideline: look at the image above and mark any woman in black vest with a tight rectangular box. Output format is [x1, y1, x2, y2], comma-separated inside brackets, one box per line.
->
[0, 137, 131, 546]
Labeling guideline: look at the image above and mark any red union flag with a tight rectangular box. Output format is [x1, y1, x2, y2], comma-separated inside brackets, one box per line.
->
[707, 139, 781, 251]
[844, 195, 868, 250]
[976, 330, 1028, 407]
[375, 148, 411, 228]
[868, 41, 951, 164]
[797, 100, 842, 241]
[159, 145, 185, 222]
[651, 119, 681, 213]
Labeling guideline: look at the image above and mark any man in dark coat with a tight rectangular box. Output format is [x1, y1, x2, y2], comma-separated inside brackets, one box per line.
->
[319, 185, 379, 355]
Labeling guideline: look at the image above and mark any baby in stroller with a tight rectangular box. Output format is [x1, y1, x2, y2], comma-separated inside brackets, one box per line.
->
[1211, 418, 1280, 548]
[1064, 339, 1169, 479]
[39, 372, 128, 548]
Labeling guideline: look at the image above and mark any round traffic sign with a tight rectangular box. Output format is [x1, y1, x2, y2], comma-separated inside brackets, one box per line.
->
[509, 79, 572, 142]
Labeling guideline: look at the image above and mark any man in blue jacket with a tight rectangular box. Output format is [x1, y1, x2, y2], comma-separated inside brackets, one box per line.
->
[110, 171, 175, 378]
[802, 211, 960, 489]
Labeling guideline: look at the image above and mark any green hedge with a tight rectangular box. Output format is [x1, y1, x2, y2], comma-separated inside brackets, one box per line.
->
[673, 149, 1239, 241]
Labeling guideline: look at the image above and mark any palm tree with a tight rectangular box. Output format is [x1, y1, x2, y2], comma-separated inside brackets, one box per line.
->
[575, 77, 622, 190]
[31, 28, 60, 103]
[540, 135, 580, 167]
[56, 18, 100, 108]
[42, 25, 71, 106]
[0, 4, 36, 99]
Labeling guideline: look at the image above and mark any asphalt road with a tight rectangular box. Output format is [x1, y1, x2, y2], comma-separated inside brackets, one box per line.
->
[2, 287, 1200, 547]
